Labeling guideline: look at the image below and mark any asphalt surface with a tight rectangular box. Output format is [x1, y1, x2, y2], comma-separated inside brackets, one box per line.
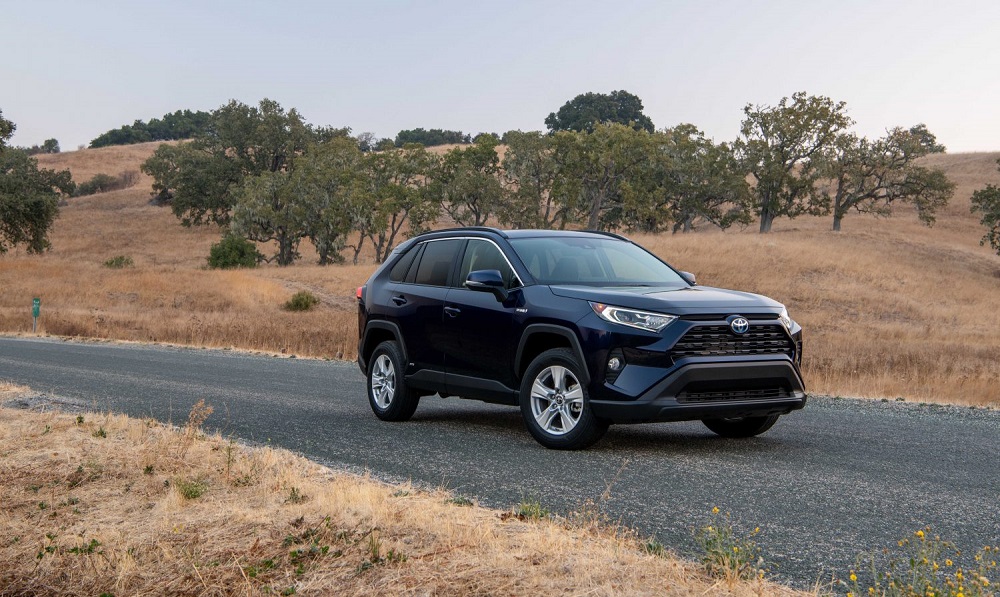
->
[1, 336, 998, 588]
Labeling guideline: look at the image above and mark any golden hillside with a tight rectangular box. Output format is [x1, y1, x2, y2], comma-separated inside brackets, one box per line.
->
[1, 143, 997, 406]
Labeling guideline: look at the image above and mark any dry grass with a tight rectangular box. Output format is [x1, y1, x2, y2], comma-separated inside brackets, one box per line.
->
[2, 145, 997, 406]
[0, 402, 808, 596]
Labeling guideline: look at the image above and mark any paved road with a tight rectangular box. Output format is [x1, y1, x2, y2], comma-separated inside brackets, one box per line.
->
[1, 337, 998, 587]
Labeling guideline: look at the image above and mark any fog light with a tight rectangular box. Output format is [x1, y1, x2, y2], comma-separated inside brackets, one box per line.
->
[605, 349, 626, 384]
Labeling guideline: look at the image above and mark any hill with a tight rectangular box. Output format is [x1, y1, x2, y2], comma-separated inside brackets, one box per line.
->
[1, 143, 998, 406]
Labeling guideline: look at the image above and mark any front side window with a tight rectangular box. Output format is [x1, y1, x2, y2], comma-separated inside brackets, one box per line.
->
[458, 239, 519, 289]
[509, 237, 686, 287]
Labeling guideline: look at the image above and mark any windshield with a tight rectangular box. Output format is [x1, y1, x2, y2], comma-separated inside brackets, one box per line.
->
[509, 237, 687, 287]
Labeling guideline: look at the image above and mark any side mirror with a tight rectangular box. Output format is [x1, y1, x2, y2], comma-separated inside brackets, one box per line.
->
[466, 269, 508, 302]
[679, 271, 696, 286]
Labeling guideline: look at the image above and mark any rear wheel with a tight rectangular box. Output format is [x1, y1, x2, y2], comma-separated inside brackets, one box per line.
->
[519, 348, 608, 450]
[367, 341, 419, 421]
[702, 414, 780, 438]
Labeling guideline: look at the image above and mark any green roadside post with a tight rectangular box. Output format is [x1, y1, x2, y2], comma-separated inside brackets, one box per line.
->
[32, 298, 40, 333]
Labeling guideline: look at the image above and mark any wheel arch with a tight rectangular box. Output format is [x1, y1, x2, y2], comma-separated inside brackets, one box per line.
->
[515, 324, 591, 385]
[360, 321, 408, 374]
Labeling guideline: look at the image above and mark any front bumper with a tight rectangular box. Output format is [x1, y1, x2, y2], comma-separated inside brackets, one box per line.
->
[589, 359, 807, 424]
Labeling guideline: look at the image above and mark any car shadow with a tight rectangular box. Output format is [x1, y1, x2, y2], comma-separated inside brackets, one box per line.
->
[409, 401, 800, 456]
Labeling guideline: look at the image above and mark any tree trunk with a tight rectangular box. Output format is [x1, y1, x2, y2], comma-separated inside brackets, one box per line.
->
[832, 214, 843, 231]
[759, 210, 775, 233]
[277, 230, 295, 266]
[587, 192, 603, 230]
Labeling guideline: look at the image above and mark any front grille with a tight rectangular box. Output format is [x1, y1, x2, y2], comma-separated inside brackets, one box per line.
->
[671, 324, 794, 359]
[677, 387, 790, 403]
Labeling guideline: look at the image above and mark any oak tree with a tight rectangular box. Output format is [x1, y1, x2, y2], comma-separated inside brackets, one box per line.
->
[971, 159, 1000, 255]
[545, 90, 654, 133]
[735, 92, 852, 232]
[824, 125, 953, 231]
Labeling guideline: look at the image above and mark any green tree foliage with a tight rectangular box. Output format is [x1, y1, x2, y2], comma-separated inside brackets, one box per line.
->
[0, 110, 13, 150]
[641, 124, 752, 233]
[545, 90, 654, 133]
[207, 233, 262, 269]
[735, 92, 853, 232]
[288, 137, 363, 265]
[21, 139, 61, 155]
[230, 170, 304, 266]
[141, 99, 316, 227]
[499, 131, 560, 228]
[89, 110, 212, 148]
[971, 159, 1000, 255]
[141, 142, 243, 225]
[394, 128, 470, 147]
[354, 144, 440, 263]
[436, 135, 505, 227]
[0, 148, 74, 253]
[551, 123, 654, 230]
[824, 124, 954, 231]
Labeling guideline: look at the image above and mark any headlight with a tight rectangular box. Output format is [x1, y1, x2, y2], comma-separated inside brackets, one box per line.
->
[779, 307, 795, 332]
[590, 302, 677, 333]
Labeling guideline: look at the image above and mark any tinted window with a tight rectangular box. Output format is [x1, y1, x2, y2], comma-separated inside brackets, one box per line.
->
[458, 239, 518, 289]
[388, 246, 418, 282]
[413, 239, 462, 286]
[509, 237, 686, 286]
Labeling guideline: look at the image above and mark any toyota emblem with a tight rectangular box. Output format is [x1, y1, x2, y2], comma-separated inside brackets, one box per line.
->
[730, 317, 750, 335]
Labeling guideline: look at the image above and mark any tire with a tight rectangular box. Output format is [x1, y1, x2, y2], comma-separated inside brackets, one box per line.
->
[702, 414, 780, 438]
[367, 341, 419, 422]
[519, 348, 608, 450]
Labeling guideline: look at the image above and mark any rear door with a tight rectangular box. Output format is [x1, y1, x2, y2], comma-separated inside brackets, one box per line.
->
[387, 238, 464, 375]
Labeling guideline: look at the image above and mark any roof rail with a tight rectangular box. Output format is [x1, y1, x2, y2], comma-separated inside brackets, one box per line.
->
[421, 226, 508, 239]
[581, 229, 629, 241]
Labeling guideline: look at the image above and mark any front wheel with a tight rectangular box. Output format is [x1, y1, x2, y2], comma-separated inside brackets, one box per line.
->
[367, 341, 419, 421]
[519, 348, 608, 450]
[702, 414, 780, 438]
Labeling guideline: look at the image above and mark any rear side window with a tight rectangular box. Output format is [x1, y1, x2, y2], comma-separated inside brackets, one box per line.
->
[412, 239, 462, 286]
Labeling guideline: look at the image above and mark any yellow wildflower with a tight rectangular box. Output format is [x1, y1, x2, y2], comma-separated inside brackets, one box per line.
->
[712, 506, 719, 514]
[850, 572, 857, 582]
[733, 546, 739, 553]
[946, 559, 953, 567]
[915, 529, 925, 539]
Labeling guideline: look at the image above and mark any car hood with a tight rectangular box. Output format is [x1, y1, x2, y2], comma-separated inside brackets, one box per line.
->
[547, 284, 783, 315]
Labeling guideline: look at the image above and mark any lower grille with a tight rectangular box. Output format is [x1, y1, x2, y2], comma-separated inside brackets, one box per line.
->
[672, 324, 794, 359]
[678, 387, 790, 403]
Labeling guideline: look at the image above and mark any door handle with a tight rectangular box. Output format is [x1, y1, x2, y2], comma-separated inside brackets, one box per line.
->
[444, 306, 461, 318]
[391, 295, 407, 306]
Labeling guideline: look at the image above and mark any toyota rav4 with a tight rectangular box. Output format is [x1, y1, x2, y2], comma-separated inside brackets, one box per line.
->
[356, 227, 806, 450]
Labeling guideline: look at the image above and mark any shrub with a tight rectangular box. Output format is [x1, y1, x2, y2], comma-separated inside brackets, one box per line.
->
[285, 290, 319, 312]
[103, 255, 134, 268]
[207, 234, 261, 269]
[843, 529, 997, 597]
[74, 170, 139, 196]
[693, 507, 767, 581]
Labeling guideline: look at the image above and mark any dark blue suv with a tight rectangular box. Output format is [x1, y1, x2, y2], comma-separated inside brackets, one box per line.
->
[357, 227, 806, 449]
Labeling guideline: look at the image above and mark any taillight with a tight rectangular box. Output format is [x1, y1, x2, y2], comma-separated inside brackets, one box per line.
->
[356, 286, 363, 301]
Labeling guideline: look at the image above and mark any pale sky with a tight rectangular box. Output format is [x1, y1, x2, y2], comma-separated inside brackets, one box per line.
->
[3, 0, 999, 152]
